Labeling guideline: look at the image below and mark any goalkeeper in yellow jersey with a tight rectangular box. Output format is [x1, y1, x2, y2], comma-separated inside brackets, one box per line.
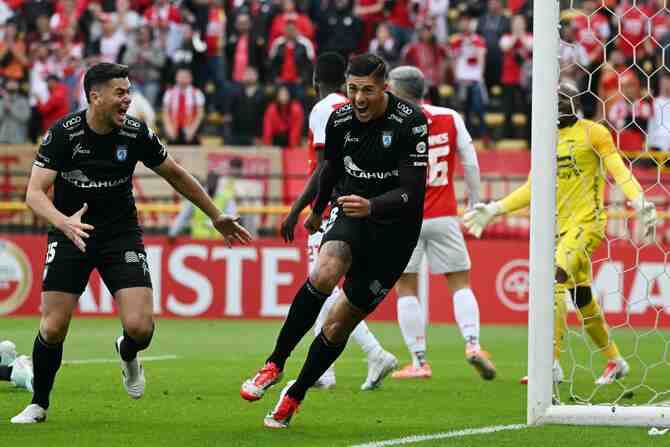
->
[464, 83, 658, 385]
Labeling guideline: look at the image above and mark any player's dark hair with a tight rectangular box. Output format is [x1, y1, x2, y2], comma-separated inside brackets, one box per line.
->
[315, 52, 346, 87]
[84, 62, 129, 104]
[346, 53, 388, 84]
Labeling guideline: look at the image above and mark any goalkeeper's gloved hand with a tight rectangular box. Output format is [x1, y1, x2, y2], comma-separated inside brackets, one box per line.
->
[631, 196, 657, 239]
[463, 201, 503, 238]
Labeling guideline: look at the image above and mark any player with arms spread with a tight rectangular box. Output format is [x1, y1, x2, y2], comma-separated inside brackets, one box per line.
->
[11, 63, 251, 424]
[242, 54, 429, 428]
[278, 51, 397, 392]
[464, 82, 657, 385]
[387, 66, 496, 381]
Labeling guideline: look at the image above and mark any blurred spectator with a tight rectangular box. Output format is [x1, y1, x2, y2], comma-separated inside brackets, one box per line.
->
[268, 18, 315, 99]
[415, 0, 449, 44]
[354, 0, 385, 51]
[109, 0, 142, 33]
[0, 20, 29, 81]
[369, 22, 401, 67]
[26, 13, 55, 48]
[162, 67, 205, 145]
[477, 0, 509, 92]
[89, 16, 127, 63]
[50, 0, 81, 36]
[385, 0, 415, 49]
[401, 18, 447, 101]
[615, 1, 649, 62]
[262, 84, 304, 147]
[648, 74, 670, 152]
[37, 74, 69, 133]
[645, 0, 670, 43]
[0, 0, 12, 26]
[123, 25, 166, 107]
[571, 0, 610, 69]
[127, 88, 156, 129]
[202, 0, 227, 111]
[316, 0, 362, 60]
[499, 14, 532, 139]
[226, 12, 266, 84]
[449, 11, 488, 140]
[170, 22, 208, 88]
[143, 0, 183, 55]
[597, 49, 638, 120]
[607, 74, 652, 152]
[28, 42, 50, 106]
[225, 67, 267, 146]
[0, 78, 30, 143]
[559, 20, 589, 84]
[269, 0, 315, 49]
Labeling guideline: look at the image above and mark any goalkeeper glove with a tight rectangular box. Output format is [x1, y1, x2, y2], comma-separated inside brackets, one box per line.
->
[631, 196, 657, 239]
[463, 202, 504, 238]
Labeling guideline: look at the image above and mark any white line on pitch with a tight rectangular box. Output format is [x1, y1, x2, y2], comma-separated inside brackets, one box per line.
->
[63, 355, 179, 365]
[350, 424, 528, 447]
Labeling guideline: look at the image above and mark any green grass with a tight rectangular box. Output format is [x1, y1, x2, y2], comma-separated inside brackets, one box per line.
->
[1, 318, 668, 446]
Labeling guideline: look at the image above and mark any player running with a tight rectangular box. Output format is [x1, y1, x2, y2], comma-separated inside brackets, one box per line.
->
[242, 54, 429, 428]
[464, 82, 657, 385]
[277, 52, 397, 392]
[387, 66, 496, 381]
[12, 63, 251, 424]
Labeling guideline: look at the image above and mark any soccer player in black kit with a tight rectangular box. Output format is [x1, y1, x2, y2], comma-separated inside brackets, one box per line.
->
[11, 63, 252, 424]
[241, 54, 429, 428]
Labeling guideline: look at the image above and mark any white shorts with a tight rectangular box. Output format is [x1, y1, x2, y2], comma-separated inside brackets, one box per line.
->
[404, 216, 471, 274]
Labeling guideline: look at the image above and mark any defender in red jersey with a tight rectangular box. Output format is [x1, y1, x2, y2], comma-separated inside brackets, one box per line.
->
[388, 66, 496, 381]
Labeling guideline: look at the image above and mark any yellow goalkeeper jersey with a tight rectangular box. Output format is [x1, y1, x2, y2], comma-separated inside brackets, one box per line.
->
[500, 119, 643, 235]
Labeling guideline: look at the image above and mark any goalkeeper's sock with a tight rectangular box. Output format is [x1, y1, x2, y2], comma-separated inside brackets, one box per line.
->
[579, 297, 621, 360]
[453, 288, 481, 350]
[397, 296, 426, 367]
[554, 286, 568, 361]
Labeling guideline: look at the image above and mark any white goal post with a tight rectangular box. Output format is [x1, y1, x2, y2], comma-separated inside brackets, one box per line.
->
[527, 0, 670, 427]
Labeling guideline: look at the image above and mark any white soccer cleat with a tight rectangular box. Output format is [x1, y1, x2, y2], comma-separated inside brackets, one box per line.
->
[115, 336, 145, 399]
[595, 358, 629, 385]
[361, 349, 398, 391]
[0, 340, 17, 366]
[11, 404, 46, 424]
[10, 355, 34, 392]
[312, 366, 336, 389]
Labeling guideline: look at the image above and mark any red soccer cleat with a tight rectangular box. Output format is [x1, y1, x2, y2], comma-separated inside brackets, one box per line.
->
[240, 362, 283, 402]
[264, 380, 300, 429]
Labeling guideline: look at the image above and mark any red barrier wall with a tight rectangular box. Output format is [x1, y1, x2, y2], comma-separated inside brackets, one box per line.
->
[1, 235, 668, 327]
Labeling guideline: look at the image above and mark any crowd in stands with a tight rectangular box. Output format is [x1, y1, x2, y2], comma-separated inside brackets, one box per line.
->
[0, 0, 669, 155]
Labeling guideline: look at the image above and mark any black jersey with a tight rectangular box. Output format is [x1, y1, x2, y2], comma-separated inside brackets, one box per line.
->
[323, 93, 429, 224]
[33, 111, 168, 238]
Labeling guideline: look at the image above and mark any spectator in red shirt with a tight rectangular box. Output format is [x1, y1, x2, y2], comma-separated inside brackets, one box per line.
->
[162, 67, 206, 145]
[571, 0, 610, 69]
[401, 18, 447, 102]
[385, 0, 415, 49]
[616, 1, 649, 62]
[499, 14, 532, 138]
[226, 12, 266, 84]
[268, 18, 315, 101]
[37, 75, 69, 133]
[355, 0, 385, 51]
[607, 75, 653, 152]
[262, 84, 304, 148]
[268, 0, 315, 49]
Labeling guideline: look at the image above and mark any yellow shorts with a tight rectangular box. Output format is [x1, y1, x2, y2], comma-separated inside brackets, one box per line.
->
[555, 223, 605, 288]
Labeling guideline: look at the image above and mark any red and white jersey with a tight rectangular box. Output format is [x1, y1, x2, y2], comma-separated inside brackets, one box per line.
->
[307, 92, 348, 174]
[448, 32, 486, 82]
[162, 85, 205, 129]
[421, 104, 473, 219]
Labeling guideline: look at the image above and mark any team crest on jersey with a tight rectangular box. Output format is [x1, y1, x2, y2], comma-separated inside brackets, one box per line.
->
[116, 145, 128, 161]
[382, 131, 393, 148]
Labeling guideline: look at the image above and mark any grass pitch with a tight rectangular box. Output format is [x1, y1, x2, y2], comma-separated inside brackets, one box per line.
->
[1, 318, 667, 446]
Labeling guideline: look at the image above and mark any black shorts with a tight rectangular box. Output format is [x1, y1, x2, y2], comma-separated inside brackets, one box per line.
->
[321, 207, 420, 313]
[42, 231, 152, 296]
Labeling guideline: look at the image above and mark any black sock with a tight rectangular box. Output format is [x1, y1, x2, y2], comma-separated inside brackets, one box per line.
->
[119, 326, 154, 362]
[287, 332, 346, 402]
[31, 333, 63, 410]
[0, 365, 11, 381]
[266, 280, 329, 370]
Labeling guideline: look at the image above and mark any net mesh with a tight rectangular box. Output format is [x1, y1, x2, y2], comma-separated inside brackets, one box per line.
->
[555, 0, 670, 407]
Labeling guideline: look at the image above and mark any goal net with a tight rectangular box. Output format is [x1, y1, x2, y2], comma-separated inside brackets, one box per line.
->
[527, 0, 670, 426]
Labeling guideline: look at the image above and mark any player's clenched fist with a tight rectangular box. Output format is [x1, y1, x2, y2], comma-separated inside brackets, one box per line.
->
[58, 203, 94, 253]
[463, 202, 503, 238]
[337, 195, 371, 217]
[213, 214, 253, 247]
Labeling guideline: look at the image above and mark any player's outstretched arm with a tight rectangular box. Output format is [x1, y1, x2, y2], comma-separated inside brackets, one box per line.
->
[26, 165, 94, 252]
[152, 155, 252, 245]
[463, 178, 531, 238]
[281, 150, 325, 242]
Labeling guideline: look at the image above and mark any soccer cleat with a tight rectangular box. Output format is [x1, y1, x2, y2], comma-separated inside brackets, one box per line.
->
[0, 340, 17, 366]
[520, 360, 564, 385]
[10, 355, 34, 392]
[264, 380, 300, 429]
[361, 350, 398, 390]
[115, 336, 145, 399]
[595, 358, 630, 385]
[11, 404, 47, 424]
[466, 346, 496, 381]
[312, 366, 336, 390]
[391, 363, 432, 380]
[241, 362, 283, 401]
